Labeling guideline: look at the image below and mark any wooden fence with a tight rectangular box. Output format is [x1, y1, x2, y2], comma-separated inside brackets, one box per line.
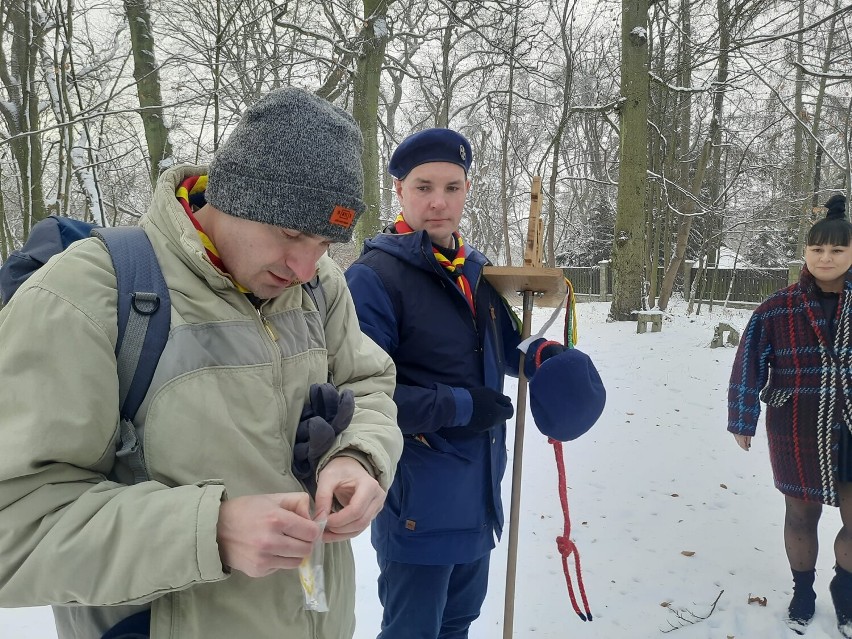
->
[562, 262, 796, 306]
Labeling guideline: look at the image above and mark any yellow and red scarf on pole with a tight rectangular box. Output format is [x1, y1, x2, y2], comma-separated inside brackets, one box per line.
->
[394, 213, 475, 315]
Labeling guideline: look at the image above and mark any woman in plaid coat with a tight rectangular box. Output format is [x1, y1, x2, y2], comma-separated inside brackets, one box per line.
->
[728, 194, 852, 636]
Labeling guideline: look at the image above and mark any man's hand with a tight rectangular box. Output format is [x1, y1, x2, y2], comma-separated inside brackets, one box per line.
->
[217, 493, 321, 578]
[315, 456, 387, 542]
[733, 433, 752, 451]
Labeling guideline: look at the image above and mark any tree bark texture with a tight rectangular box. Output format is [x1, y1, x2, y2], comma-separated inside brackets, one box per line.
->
[609, 0, 649, 321]
[353, 0, 393, 246]
[658, 137, 712, 310]
[0, 0, 47, 238]
[124, 0, 174, 184]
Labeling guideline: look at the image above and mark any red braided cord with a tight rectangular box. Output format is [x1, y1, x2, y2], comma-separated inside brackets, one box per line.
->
[550, 438, 593, 621]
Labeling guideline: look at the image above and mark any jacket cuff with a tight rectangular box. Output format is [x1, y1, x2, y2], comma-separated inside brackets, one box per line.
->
[450, 386, 473, 427]
[196, 481, 230, 580]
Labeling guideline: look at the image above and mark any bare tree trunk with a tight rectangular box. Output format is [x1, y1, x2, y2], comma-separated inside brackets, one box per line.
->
[707, 0, 729, 271]
[436, 0, 457, 128]
[499, 2, 520, 267]
[647, 173, 664, 307]
[382, 69, 404, 222]
[545, 0, 576, 268]
[353, 0, 393, 245]
[658, 137, 712, 310]
[0, 164, 8, 261]
[608, 0, 649, 321]
[845, 97, 852, 191]
[0, 0, 48, 237]
[805, 0, 839, 208]
[791, 0, 807, 255]
[125, 0, 174, 184]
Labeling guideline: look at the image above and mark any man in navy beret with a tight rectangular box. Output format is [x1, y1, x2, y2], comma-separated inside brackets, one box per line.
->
[345, 128, 582, 638]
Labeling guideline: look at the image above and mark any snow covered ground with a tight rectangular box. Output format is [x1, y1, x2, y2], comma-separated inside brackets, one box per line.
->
[2, 299, 847, 638]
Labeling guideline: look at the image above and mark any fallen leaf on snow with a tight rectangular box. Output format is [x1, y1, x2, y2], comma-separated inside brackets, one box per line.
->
[681, 551, 695, 557]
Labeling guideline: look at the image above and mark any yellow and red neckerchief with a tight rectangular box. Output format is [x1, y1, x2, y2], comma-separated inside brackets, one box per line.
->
[176, 174, 250, 293]
[394, 213, 475, 315]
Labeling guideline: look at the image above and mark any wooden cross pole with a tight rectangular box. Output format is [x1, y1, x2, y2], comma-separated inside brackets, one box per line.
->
[483, 176, 566, 639]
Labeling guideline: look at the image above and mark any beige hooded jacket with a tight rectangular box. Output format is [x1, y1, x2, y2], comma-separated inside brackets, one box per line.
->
[0, 166, 401, 638]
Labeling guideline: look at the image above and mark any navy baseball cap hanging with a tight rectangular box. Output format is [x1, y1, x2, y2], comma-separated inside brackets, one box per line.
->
[528, 347, 606, 441]
[388, 128, 473, 179]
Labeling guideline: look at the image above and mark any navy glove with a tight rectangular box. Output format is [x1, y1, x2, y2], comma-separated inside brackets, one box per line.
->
[292, 383, 355, 495]
[466, 386, 514, 432]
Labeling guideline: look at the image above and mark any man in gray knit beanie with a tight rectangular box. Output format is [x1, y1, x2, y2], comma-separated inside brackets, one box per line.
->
[207, 87, 366, 243]
[0, 85, 400, 639]
[189, 87, 368, 299]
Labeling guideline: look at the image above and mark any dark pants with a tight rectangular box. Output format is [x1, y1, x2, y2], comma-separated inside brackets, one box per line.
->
[101, 610, 150, 639]
[376, 555, 490, 639]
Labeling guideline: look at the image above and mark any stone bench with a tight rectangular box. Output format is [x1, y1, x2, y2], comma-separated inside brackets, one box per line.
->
[636, 310, 663, 334]
[710, 322, 740, 348]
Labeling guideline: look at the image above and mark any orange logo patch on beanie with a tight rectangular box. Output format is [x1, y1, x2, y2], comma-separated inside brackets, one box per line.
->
[329, 205, 355, 228]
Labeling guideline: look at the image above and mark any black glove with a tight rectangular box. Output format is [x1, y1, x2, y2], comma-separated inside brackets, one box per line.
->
[539, 342, 567, 360]
[292, 383, 355, 495]
[523, 338, 567, 378]
[466, 386, 514, 432]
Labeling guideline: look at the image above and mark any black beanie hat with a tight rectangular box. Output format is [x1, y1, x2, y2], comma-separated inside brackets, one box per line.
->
[826, 194, 847, 220]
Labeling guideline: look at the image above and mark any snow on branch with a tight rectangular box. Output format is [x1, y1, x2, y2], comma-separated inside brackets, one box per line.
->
[568, 97, 626, 114]
[649, 72, 714, 94]
[791, 61, 852, 80]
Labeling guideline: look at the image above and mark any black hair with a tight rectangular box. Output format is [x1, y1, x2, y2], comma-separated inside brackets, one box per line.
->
[806, 194, 851, 246]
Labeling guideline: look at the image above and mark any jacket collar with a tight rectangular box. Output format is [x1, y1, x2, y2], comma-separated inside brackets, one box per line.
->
[361, 225, 488, 273]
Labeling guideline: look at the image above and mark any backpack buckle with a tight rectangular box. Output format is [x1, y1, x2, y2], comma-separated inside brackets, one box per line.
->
[131, 292, 161, 315]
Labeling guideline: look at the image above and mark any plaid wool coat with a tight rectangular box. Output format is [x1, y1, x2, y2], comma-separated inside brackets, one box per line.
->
[728, 267, 852, 506]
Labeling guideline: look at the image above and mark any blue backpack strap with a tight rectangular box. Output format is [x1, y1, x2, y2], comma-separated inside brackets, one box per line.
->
[302, 274, 327, 326]
[91, 226, 170, 484]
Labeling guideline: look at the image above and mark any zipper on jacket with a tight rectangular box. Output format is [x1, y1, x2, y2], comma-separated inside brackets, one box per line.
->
[255, 305, 278, 341]
[488, 301, 505, 369]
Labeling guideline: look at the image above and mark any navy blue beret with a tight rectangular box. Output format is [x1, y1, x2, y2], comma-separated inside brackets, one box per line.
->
[388, 128, 473, 179]
[528, 347, 606, 441]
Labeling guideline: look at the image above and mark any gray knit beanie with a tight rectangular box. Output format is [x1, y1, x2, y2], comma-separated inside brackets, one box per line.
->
[206, 87, 365, 242]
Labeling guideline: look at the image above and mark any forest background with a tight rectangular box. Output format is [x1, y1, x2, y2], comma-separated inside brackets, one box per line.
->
[0, 0, 850, 319]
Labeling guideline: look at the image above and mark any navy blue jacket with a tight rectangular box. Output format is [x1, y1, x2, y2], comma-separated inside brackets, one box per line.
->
[345, 228, 522, 564]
